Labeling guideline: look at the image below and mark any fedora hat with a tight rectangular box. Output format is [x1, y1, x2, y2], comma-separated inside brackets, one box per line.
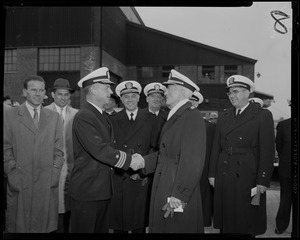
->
[49, 78, 75, 93]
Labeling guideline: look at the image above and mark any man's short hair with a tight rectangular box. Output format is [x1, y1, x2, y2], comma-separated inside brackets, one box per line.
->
[23, 75, 45, 89]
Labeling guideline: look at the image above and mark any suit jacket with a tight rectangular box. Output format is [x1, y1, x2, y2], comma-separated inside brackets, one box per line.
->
[144, 102, 206, 233]
[44, 102, 78, 213]
[276, 118, 291, 178]
[208, 102, 275, 235]
[69, 102, 132, 201]
[3, 103, 64, 233]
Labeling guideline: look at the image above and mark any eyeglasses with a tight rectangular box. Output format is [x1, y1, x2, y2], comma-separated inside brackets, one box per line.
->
[226, 89, 245, 96]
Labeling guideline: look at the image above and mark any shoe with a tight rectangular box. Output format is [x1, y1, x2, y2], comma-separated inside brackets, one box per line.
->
[275, 228, 284, 234]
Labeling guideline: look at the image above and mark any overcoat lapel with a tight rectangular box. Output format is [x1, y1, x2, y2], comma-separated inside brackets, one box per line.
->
[85, 102, 112, 134]
[39, 106, 52, 131]
[159, 102, 191, 143]
[18, 103, 39, 135]
[115, 109, 131, 139]
[226, 104, 258, 135]
[122, 109, 145, 143]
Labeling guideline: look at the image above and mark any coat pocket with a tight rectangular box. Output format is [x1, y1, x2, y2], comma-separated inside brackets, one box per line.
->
[7, 168, 22, 192]
[50, 166, 62, 188]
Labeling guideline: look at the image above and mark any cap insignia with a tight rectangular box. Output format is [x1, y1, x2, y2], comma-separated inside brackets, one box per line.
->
[154, 84, 160, 91]
[125, 82, 133, 89]
[228, 77, 235, 84]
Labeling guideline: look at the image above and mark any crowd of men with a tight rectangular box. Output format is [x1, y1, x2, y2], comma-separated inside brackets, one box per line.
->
[3, 67, 291, 236]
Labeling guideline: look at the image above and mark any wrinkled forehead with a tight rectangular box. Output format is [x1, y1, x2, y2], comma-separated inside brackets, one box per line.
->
[27, 80, 45, 88]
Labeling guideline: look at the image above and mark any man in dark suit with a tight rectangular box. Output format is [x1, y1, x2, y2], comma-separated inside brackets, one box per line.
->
[275, 100, 291, 235]
[69, 67, 144, 233]
[109, 80, 159, 233]
[208, 75, 275, 236]
[142, 82, 168, 148]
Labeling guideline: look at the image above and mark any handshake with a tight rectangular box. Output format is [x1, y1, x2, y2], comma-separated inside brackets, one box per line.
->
[129, 153, 145, 171]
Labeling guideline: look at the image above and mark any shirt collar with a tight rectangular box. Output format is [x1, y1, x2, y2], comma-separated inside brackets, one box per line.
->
[149, 109, 159, 116]
[54, 104, 66, 112]
[167, 99, 189, 120]
[236, 102, 250, 114]
[126, 108, 138, 120]
[87, 100, 103, 114]
[25, 101, 41, 119]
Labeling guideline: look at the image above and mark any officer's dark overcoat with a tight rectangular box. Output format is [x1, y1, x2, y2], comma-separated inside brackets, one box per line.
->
[109, 108, 158, 231]
[209, 103, 275, 236]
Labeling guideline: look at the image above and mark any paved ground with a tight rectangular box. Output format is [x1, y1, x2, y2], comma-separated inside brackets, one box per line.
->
[204, 179, 293, 238]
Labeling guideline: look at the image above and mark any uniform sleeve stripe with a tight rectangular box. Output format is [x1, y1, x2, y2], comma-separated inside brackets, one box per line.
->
[115, 151, 126, 168]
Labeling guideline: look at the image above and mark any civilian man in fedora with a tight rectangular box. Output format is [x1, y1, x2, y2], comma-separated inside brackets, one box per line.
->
[45, 78, 79, 233]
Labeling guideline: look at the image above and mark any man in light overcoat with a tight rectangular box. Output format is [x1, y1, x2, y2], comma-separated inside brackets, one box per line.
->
[45, 78, 78, 232]
[3, 75, 64, 233]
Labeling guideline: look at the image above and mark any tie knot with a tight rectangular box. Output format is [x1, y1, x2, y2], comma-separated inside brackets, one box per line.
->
[130, 113, 134, 121]
[33, 108, 37, 112]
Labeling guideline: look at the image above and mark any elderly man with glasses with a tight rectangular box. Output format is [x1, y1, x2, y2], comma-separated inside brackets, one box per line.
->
[208, 75, 275, 237]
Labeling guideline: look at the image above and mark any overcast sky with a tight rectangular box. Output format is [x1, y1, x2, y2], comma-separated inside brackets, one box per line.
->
[135, 2, 293, 120]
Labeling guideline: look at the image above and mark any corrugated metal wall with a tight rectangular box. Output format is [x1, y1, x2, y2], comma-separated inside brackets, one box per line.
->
[102, 7, 127, 63]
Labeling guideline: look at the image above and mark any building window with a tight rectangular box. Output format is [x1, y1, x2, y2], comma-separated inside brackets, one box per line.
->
[39, 47, 80, 71]
[4, 49, 17, 72]
[224, 65, 238, 78]
[140, 67, 154, 78]
[162, 66, 174, 78]
[202, 65, 215, 80]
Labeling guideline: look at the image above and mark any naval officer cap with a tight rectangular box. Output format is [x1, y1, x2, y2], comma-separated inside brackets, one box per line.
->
[143, 82, 166, 96]
[226, 75, 255, 93]
[163, 69, 200, 92]
[190, 90, 204, 104]
[249, 97, 264, 108]
[77, 67, 115, 88]
[115, 80, 142, 97]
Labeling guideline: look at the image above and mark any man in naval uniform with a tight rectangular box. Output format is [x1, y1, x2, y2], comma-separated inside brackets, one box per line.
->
[69, 67, 144, 233]
[208, 75, 275, 236]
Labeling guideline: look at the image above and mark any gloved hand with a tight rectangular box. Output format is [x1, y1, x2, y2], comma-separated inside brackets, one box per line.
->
[162, 202, 174, 218]
[251, 191, 261, 206]
[130, 173, 143, 181]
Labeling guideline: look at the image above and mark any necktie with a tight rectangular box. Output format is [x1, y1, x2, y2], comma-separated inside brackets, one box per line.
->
[235, 109, 241, 118]
[33, 108, 39, 128]
[59, 108, 64, 124]
[130, 113, 134, 122]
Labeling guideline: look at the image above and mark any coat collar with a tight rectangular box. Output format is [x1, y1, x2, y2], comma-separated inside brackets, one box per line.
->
[115, 108, 147, 142]
[84, 102, 112, 134]
[18, 103, 52, 134]
[225, 103, 259, 135]
[159, 101, 192, 142]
